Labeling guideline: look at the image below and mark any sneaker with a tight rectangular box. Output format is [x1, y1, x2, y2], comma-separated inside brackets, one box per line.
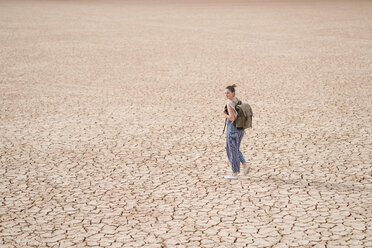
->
[243, 164, 250, 176]
[224, 174, 238, 180]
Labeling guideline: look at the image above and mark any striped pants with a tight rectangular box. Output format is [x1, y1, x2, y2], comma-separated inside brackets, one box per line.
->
[226, 120, 246, 173]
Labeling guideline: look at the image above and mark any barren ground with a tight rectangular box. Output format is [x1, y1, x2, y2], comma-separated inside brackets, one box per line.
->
[0, 0, 371, 247]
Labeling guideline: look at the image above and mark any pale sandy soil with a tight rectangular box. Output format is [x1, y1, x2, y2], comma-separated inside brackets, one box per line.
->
[0, 0, 371, 247]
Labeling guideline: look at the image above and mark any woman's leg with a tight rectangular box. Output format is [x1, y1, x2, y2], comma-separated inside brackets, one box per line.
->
[226, 137, 233, 166]
[227, 132, 241, 174]
[239, 151, 246, 164]
[237, 131, 246, 164]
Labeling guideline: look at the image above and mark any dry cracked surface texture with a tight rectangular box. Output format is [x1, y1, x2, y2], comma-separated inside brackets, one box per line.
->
[0, 0, 371, 247]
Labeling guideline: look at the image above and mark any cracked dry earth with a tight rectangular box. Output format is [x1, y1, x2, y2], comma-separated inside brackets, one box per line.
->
[1, 0, 371, 247]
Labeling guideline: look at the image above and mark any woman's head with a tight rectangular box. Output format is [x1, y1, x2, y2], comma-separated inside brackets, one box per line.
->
[225, 84, 237, 100]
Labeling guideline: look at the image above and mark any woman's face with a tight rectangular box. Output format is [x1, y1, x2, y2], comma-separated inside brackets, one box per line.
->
[224, 89, 234, 100]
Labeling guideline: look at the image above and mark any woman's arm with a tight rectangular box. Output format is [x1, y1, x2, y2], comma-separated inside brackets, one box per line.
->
[224, 103, 236, 122]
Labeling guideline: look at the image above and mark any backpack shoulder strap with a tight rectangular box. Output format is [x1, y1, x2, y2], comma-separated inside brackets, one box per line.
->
[235, 99, 242, 110]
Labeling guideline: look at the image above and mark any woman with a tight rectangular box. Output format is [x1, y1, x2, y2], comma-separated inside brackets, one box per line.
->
[223, 84, 250, 180]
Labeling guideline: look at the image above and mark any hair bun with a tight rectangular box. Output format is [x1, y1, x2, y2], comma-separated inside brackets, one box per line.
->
[231, 84, 237, 88]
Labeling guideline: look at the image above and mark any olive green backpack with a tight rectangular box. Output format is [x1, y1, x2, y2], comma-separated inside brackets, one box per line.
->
[223, 100, 253, 134]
